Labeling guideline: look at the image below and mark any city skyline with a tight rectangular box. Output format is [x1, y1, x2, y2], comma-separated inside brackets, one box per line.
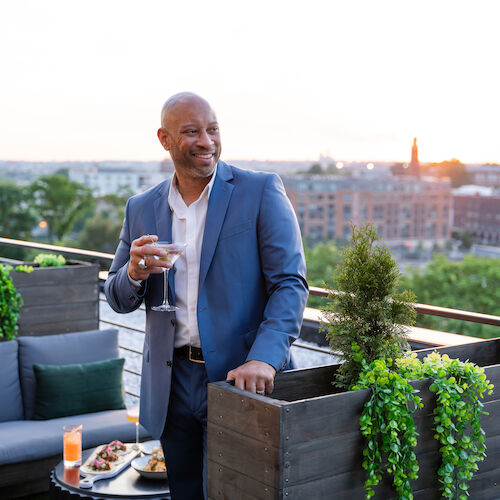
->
[1, 1, 500, 164]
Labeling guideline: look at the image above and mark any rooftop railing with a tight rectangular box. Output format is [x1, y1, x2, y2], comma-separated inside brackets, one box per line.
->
[2, 236, 499, 401]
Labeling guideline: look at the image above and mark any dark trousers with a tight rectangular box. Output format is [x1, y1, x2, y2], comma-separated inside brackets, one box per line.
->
[160, 352, 209, 500]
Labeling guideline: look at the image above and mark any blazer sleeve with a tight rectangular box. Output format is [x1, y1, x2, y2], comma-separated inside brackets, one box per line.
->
[104, 198, 147, 313]
[245, 173, 308, 371]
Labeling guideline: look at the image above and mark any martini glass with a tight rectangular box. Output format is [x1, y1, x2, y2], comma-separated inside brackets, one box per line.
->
[151, 242, 187, 312]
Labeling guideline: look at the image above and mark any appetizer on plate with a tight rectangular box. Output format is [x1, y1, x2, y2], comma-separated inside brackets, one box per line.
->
[96, 445, 119, 462]
[88, 457, 111, 472]
[144, 447, 166, 472]
[108, 440, 127, 453]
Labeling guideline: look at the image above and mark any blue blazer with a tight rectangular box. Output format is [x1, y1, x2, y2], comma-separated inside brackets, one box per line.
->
[105, 161, 308, 438]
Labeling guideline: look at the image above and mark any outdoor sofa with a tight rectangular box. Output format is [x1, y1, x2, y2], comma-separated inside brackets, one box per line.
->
[0, 328, 149, 498]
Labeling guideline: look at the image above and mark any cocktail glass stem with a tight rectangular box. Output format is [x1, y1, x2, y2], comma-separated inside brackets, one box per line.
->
[135, 421, 139, 447]
[163, 269, 170, 308]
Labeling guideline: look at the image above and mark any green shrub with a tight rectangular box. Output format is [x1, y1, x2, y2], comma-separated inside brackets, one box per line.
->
[34, 253, 66, 267]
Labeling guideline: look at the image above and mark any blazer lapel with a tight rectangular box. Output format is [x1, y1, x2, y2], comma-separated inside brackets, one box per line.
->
[153, 180, 176, 300]
[199, 162, 234, 290]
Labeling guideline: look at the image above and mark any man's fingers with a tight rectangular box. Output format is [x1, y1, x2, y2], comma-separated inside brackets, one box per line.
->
[264, 378, 274, 395]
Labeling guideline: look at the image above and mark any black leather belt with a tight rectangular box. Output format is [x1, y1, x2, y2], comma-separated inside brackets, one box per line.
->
[174, 345, 204, 364]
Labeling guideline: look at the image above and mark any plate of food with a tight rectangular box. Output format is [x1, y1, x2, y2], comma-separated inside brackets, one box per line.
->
[80, 442, 136, 475]
[140, 440, 162, 455]
[131, 448, 167, 480]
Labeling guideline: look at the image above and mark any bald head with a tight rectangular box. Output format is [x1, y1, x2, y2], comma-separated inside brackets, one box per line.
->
[160, 92, 214, 128]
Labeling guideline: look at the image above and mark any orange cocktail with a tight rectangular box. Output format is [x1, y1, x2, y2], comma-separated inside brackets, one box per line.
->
[63, 425, 82, 468]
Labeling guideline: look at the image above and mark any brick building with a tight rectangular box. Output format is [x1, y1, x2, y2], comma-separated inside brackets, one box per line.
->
[452, 186, 500, 246]
[283, 174, 452, 244]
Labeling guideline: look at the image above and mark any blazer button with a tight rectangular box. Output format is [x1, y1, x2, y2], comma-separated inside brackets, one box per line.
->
[128, 295, 135, 301]
[166, 360, 172, 367]
[170, 319, 176, 326]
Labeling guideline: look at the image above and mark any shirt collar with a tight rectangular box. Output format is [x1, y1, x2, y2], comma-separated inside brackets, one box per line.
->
[168, 163, 218, 217]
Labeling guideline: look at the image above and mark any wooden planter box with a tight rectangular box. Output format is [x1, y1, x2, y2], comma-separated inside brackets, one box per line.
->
[207, 339, 500, 500]
[8, 260, 99, 337]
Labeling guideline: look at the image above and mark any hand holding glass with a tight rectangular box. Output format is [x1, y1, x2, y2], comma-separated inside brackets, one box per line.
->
[150, 242, 187, 312]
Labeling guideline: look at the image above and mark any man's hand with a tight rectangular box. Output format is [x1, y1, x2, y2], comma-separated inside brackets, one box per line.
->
[226, 360, 276, 395]
[128, 234, 172, 281]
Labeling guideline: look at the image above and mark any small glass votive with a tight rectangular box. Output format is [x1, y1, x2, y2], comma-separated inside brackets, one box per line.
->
[63, 424, 82, 468]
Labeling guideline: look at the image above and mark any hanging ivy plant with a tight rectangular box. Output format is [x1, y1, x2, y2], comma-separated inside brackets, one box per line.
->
[353, 354, 422, 499]
[423, 353, 493, 499]
[354, 351, 493, 499]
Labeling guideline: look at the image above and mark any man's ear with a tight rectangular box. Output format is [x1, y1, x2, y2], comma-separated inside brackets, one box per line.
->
[157, 128, 169, 151]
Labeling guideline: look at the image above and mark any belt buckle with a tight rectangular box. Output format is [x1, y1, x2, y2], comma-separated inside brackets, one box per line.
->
[188, 345, 204, 364]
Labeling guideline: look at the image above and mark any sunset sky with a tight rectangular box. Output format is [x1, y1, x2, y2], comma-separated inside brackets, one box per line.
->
[1, 0, 499, 164]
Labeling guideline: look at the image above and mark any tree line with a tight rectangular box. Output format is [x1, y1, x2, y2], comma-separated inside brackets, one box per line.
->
[0, 173, 130, 259]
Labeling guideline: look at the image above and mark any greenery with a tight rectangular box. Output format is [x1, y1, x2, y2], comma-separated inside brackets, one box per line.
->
[34, 253, 66, 267]
[353, 355, 422, 499]
[422, 159, 472, 188]
[304, 240, 344, 308]
[400, 254, 500, 339]
[28, 174, 95, 242]
[354, 352, 493, 499]
[0, 181, 38, 240]
[15, 264, 34, 273]
[0, 265, 24, 340]
[322, 224, 416, 388]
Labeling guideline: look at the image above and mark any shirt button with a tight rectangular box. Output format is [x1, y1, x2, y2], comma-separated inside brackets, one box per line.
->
[166, 360, 172, 367]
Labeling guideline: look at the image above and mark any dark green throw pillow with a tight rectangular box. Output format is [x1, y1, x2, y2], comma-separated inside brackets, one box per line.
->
[33, 358, 126, 420]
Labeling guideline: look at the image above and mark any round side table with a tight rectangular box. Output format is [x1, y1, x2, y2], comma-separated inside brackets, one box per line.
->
[49, 449, 170, 499]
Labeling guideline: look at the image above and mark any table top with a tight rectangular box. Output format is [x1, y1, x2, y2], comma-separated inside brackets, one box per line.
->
[51, 448, 171, 499]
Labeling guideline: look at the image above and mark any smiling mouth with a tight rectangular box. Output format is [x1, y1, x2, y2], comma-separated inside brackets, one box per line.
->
[192, 153, 215, 159]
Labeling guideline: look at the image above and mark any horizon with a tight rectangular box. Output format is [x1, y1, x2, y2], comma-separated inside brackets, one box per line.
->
[2, 1, 500, 164]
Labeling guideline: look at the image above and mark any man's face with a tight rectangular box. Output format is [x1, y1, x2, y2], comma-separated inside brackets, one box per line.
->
[159, 98, 221, 179]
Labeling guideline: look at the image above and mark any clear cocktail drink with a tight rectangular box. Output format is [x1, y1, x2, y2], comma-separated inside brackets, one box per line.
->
[150, 242, 187, 312]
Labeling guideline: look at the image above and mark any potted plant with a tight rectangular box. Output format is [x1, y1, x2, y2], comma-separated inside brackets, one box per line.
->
[0, 253, 99, 338]
[206, 225, 498, 499]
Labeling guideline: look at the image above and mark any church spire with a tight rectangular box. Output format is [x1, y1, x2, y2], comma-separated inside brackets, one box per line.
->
[409, 137, 421, 177]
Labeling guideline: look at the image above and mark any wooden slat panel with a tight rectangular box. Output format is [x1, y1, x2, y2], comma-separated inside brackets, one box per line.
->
[207, 383, 281, 446]
[272, 364, 339, 401]
[207, 461, 278, 500]
[283, 399, 499, 488]
[11, 261, 98, 287]
[18, 318, 99, 336]
[207, 422, 279, 488]
[17, 301, 98, 326]
[16, 283, 98, 306]
[415, 338, 500, 367]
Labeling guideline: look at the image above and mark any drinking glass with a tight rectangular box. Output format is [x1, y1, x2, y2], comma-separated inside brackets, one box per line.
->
[126, 406, 140, 450]
[150, 242, 187, 312]
[63, 424, 82, 468]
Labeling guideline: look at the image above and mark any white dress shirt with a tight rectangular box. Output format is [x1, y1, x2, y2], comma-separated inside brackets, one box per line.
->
[168, 167, 217, 348]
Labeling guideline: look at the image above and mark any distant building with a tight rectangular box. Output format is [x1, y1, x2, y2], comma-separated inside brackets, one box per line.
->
[452, 185, 500, 246]
[466, 165, 500, 188]
[69, 164, 167, 196]
[283, 174, 451, 243]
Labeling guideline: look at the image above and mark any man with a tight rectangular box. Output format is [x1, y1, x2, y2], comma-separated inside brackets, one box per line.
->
[105, 92, 308, 499]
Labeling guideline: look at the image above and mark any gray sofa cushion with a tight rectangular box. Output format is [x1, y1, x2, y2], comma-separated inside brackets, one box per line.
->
[0, 409, 150, 465]
[0, 341, 24, 422]
[17, 329, 119, 419]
